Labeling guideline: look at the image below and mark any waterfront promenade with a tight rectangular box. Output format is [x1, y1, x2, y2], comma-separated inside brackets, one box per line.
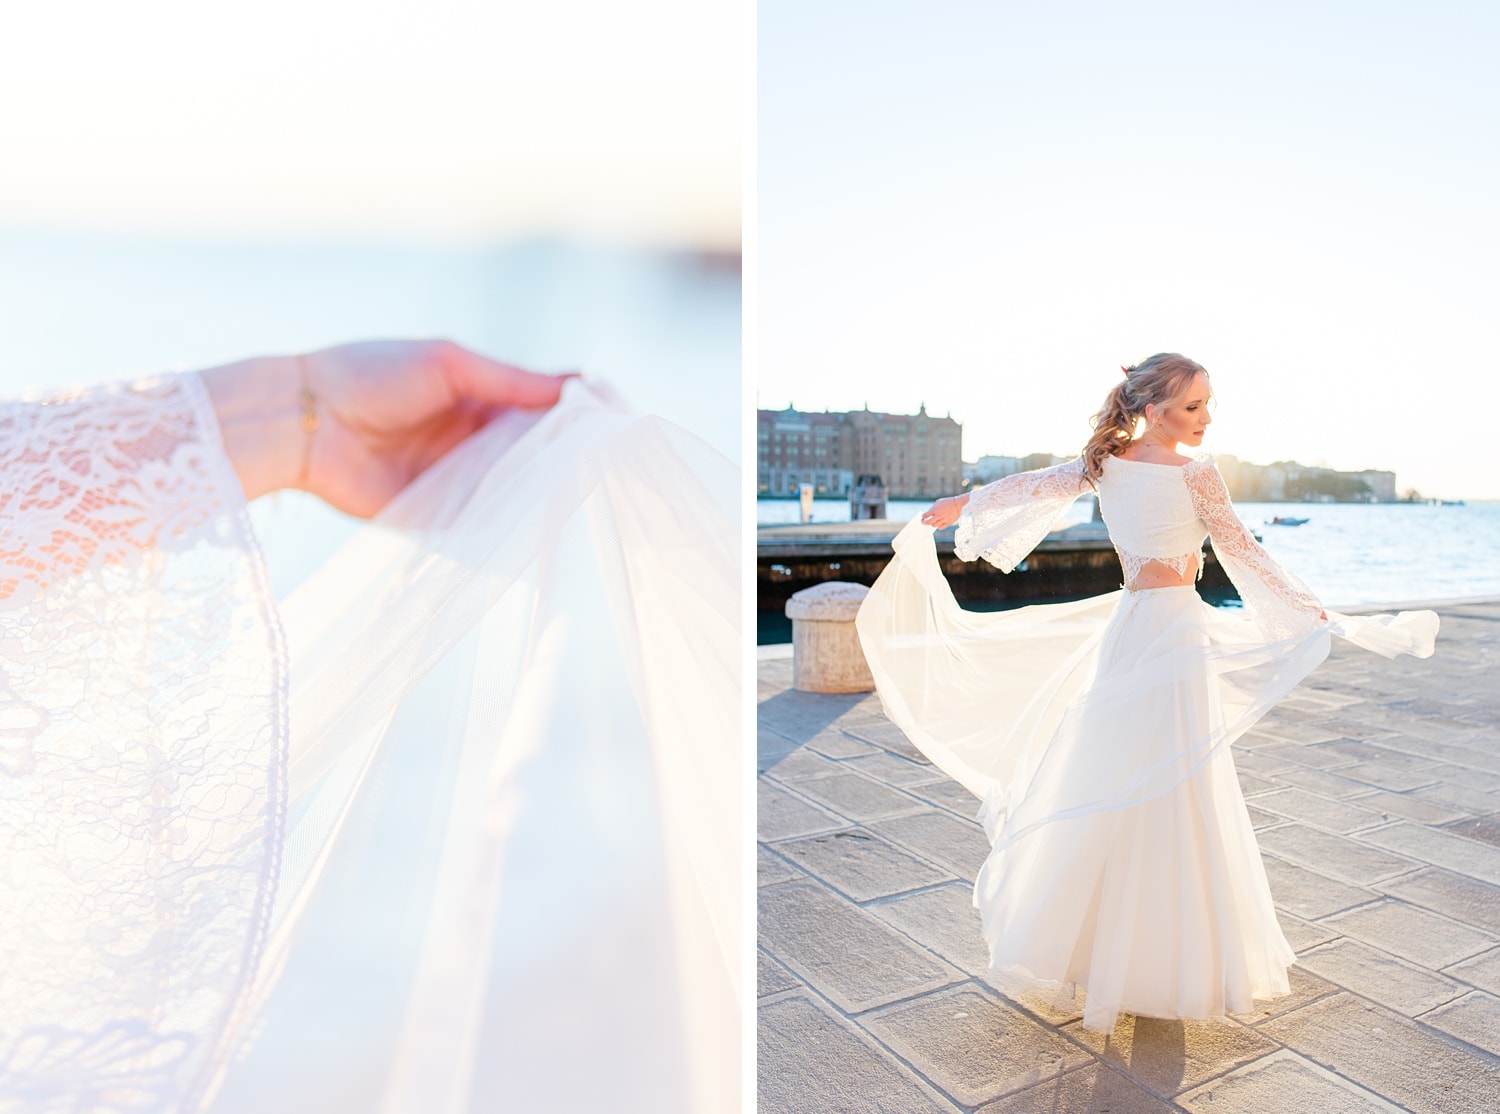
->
[758, 599, 1500, 1112]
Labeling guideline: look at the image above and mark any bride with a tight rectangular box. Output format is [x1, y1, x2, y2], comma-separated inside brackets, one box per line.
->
[856, 352, 1438, 1033]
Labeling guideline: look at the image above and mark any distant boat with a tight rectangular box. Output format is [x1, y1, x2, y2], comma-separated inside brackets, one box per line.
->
[1440, 499, 1466, 506]
[1269, 516, 1309, 526]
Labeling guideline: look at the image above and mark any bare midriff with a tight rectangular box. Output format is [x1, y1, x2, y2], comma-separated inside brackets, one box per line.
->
[1125, 554, 1201, 591]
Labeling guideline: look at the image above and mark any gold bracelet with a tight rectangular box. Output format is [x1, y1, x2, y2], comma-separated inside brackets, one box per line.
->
[296, 356, 319, 489]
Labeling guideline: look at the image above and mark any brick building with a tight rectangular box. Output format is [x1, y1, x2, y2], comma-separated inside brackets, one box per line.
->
[758, 404, 963, 499]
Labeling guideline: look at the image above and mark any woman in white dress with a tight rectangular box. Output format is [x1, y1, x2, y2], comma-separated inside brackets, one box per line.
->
[855, 353, 1438, 1033]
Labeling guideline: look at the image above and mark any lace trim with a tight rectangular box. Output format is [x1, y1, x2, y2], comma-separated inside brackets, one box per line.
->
[1117, 546, 1203, 588]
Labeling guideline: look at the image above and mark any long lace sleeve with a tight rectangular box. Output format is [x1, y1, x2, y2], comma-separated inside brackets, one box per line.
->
[1184, 456, 1323, 641]
[953, 456, 1092, 571]
[0, 374, 286, 1111]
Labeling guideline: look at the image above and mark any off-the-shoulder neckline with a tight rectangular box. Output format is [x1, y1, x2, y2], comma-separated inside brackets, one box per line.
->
[1108, 451, 1214, 470]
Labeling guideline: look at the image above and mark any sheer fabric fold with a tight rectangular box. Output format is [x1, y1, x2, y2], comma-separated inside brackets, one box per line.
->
[1, 376, 739, 1113]
[214, 378, 739, 1114]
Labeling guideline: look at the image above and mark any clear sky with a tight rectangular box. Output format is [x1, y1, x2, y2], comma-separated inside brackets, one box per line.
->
[0, 1, 739, 249]
[759, 1, 1499, 499]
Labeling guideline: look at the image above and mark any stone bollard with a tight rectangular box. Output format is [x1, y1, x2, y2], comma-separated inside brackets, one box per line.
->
[785, 582, 875, 694]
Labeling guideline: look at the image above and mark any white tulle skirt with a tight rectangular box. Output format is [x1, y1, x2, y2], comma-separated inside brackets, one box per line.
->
[973, 585, 1296, 1031]
[857, 521, 1437, 1033]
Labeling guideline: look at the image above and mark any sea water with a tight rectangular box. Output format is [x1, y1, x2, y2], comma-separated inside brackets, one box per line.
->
[759, 496, 1500, 609]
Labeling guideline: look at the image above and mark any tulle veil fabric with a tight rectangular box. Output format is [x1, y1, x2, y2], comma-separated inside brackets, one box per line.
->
[0, 376, 738, 1112]
[856, 516, 1438, 1030]
[212, 378, 740, 1113]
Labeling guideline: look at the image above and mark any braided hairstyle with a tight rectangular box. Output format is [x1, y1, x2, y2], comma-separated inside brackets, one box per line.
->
[1081, 353, 1208, 481]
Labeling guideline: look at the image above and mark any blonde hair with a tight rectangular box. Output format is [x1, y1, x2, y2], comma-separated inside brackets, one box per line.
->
[1082, 353, 1208, 481]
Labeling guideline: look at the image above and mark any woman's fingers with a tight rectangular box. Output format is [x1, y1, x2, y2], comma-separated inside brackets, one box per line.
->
[438, 343, 573, 410]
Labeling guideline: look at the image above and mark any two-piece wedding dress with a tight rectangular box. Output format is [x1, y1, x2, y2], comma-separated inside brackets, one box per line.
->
[856, 453, 1438, 1032]
[0, 374, 738, 1112]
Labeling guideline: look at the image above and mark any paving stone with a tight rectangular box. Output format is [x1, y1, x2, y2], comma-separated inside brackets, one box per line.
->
[1232, 962, 1341, 1025]
[1335, 762, 1441, 793]
[1254, 788, 1388, 834]
[1379, 735, 1500, 772]
[1444, 946, 1500, 996]
[758, 782, 845, 841]
[804, 728, 881, 759]
[1003, 983, 1086, 1028]
[1272, 766, 1376, 800]
[1296, 938, 1464, 1017]
[1261, 854, 1376, 920]
[758, 844, 801, 888]
[1359, 821, 1500, 887]
[1427, 765, 1500, 793]
[758, 950, 801, 997]
[869, 882, 990, 976]
[776, 827, 953, 902]
[977, 1063, 1176, 1113]
[872, 810, 990, 884]
[1408, 780, 1500, 815]
[845, 750, 938, 787]
[1315, 739, 1439, 771]
[758, 879, 962, 1013]
[1261, 992, 1500, 1113]
[905, 777, 983, 818]
[1177, 1048, 1403, 1113]
[1256, 823, 1419, 886]
[1378, 867, 1500, 935]
[758, 994, 958, 1114]
[790, 772, 927, 823]
[840, 718, 933, 763]
[1441, 812, 1500, 848]
[1278, 911, 1338, 954]
[1420, 990, 1500, 1058]
[1230, 748, 1295, 777]
[1250, 720, 1345, 745]
[1064, 1013, 1277, 1100]
[1235, 729, 1289, 751]
[1245, 804, 1284, 831]
[864, 985, 1090, 1108]
[762, 746, 844, 782]
[1258, 741, 1360, 770]
[1236, 771, 1281, 797]
[758, 689, 863, 740]
[757, 723, 801, 771]
[1320, 898, 1494, 969]
[1344, 788, 1468, 825]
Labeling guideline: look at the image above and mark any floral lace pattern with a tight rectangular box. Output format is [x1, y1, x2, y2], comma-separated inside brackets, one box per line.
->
[1116, 546, 1203, 587]
[1184, 458, 1324, 640]
[955, 458, 1091, 571]
[0, 375, 286, 1113]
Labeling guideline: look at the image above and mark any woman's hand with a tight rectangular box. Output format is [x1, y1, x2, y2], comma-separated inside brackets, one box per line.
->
[919, 494, 968, 529]
[202, 340, 573, 517]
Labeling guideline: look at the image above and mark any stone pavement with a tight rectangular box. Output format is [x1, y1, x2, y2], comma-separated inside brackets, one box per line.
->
[758, 599, 1500, 1113]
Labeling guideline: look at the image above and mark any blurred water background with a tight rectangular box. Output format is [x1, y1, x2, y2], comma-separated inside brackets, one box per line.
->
[759, 495, 1500, 609]
[0, 233, 740, 597]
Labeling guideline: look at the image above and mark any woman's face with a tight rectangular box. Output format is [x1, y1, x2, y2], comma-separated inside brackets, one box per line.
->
[1148, 371, 1213, 448]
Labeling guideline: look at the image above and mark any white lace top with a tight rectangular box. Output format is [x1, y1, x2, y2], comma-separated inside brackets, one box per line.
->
[955, 453, 1324, 641]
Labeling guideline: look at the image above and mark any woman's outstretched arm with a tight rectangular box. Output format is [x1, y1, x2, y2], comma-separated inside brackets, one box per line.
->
[200, 339, 573, 518]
